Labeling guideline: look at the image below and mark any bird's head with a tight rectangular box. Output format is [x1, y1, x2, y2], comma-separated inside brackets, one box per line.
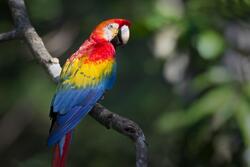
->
[90, 18, 131, 46]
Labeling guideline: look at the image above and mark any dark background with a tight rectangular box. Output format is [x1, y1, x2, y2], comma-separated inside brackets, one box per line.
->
[1, 0, 250, 166]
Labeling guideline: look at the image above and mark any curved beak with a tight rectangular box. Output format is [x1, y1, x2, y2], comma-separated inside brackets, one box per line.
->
[120, 25, 130, 44]
[111, 25, 130, 47]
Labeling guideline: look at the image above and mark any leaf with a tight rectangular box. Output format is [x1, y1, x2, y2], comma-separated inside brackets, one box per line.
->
[196, 30, 225, 60]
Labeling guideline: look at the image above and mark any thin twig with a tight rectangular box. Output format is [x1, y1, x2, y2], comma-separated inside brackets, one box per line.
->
[0, 30, 19, 42]
[2, 0, 148, 166]
[8, 0, 62, 82]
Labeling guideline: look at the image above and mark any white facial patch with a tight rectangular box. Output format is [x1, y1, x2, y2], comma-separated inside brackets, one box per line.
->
[120, 25, 130, 44]
[104, 23, 119, 41]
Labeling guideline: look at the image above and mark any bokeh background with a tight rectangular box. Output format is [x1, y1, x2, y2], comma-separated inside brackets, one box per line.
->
[1, 0, 250, 166]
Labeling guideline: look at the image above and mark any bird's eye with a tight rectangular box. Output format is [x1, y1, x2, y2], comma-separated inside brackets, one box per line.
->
[108, 24, 114, 29]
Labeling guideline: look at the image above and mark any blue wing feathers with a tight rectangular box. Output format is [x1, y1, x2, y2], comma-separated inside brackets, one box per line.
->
[48, 64, 117, 146]
[48, 83, 106, 146]
[53, 89, 91, 114]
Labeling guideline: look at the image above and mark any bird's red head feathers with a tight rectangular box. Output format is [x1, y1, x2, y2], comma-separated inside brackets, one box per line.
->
[90, 18, 131, 44]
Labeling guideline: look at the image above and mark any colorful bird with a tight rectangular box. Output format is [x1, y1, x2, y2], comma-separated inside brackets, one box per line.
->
[47, 19, 131, 167]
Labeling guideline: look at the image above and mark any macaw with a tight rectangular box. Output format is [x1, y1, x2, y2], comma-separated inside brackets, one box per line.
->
[47, 18, 131, 167]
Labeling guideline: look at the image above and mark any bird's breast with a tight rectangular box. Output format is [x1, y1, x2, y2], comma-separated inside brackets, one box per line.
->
[62, 57, 115, 88]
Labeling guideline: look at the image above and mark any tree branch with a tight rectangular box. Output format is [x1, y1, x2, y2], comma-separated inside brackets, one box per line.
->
[2, 0, 148, 166]
[90, 104, 148, 167]
[0, 30, 19, 42]
[7, 0, 62, 82]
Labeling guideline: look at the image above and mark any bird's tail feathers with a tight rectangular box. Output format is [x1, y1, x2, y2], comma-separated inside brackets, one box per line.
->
[52, 132, 72, 167]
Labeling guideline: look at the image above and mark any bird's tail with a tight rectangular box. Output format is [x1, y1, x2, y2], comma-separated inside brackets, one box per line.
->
[52, 132, 72, 167]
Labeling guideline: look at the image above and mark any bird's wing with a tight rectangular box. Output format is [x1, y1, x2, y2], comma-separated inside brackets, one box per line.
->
[48, 56, 115, 146]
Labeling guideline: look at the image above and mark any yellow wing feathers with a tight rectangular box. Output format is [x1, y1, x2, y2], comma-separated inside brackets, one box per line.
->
[61, 57, 114, 88]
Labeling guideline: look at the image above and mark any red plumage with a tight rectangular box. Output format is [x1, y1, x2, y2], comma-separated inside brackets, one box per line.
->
[52, 132, 72, 167]
[49, 18, 131, 167]
[69, 38, 115, 62]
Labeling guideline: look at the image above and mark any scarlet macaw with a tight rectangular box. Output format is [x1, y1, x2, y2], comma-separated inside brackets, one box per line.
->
[48, 18, 131, 167]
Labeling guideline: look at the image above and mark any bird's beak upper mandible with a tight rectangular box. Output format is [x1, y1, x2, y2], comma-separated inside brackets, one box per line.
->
[120, 25, 130, 45]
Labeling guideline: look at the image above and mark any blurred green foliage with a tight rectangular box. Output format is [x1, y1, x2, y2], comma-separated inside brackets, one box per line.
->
[1, 0, 250, 167]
